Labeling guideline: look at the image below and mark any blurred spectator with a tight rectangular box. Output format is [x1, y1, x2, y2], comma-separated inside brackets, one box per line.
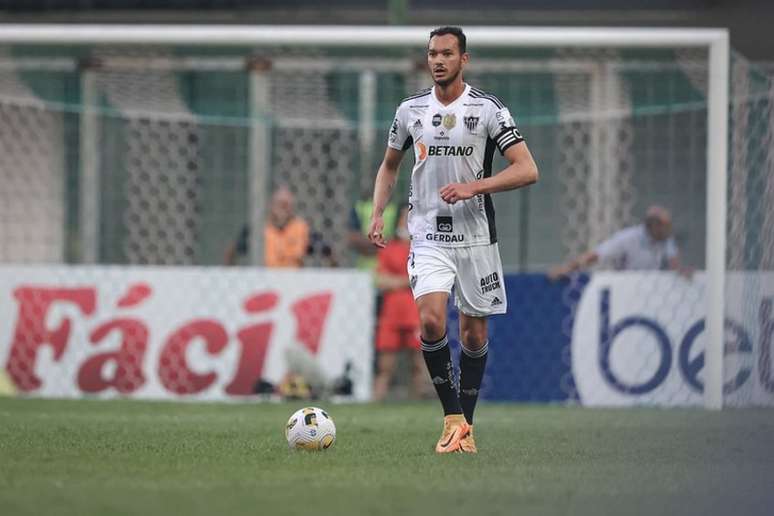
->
[372, 205, 426, 401]
[225, 185, 310, 268]
[549, 205, 692, 279]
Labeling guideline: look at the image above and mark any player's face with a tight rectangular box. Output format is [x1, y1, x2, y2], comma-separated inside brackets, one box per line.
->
[427, 34, 468, 87]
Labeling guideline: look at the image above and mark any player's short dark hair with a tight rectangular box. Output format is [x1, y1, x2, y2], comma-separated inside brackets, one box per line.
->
[429, 26, 466, 54]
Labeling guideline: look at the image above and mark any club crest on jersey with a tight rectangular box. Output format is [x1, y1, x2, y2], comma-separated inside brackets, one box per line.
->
[432, 113, 442, 127]
[463, 116, 480, 133]
[442, 114, 456, 130]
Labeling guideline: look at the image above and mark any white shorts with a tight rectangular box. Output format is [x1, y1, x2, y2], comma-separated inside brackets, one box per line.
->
[407, 243, 507, 317]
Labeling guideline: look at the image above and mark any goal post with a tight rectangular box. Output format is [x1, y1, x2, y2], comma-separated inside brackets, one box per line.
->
[0, 25, 737, 408]
[704, 35, 730, 410]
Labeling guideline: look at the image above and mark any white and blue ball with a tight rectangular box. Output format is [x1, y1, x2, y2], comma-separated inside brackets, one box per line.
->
[285, 407, 336, 451]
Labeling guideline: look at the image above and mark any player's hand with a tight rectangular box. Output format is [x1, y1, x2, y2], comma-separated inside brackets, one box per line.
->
[368, 217, 387, 248]
[440, 183, 477, 204]
[547, 265, 569, 282]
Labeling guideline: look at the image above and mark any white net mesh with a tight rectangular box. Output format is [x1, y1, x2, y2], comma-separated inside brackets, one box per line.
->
[0, 57, 65, 263]
[91, 54, 202, 264]
[552, 51, 637, 259]
[268, 66, 355, 267]
[0, 37, 771, 406]
[724, 53, 774, 406]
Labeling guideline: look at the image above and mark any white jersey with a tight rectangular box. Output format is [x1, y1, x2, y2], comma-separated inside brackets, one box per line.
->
[387, 83, 524, 248]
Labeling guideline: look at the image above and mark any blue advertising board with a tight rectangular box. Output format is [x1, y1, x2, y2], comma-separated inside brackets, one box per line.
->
[451, 272, 774, 406]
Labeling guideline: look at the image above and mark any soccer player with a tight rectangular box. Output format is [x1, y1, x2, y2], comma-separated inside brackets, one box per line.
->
[368, 26, 539, 453]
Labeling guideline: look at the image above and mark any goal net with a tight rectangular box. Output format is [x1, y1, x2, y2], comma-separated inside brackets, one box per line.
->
[0, 26, 771, 407]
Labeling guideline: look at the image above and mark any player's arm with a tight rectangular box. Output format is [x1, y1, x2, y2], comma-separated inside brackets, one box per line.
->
[370, 105, 409, 247]
[666, 239, 694, 279]
[441, 101, 538, 204]
[549, 230, 625, 280]
[668, 255, 694, 279]
[369, 147, 405, 248]
[440, 142, 538, 204]
[548, 251, 600, 280]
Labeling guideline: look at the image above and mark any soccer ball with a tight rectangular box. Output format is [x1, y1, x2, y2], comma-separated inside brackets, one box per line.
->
[285, 407, 336, 451]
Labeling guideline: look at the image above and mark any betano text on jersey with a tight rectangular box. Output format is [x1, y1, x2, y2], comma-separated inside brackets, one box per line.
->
[388, 84, 524, 248]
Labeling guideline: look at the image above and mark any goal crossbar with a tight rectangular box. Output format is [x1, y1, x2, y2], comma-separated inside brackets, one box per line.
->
[0, 24, 730, 410]
[0, 24, 727, 49]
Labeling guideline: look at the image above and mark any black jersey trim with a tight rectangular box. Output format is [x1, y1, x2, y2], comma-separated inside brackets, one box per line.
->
[469, 92, 504, 109]
[470, 88, 505, 109]
[483, 137, 498, 244]
[401, 88, 432, 104]
[402, 135, 414, 151]
[470, 87, 504, 107]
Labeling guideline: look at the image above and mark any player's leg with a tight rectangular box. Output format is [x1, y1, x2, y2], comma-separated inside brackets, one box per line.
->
[457, 313, 488, 454]
[372, 350, 398, 402]
[452, 244, 507, 453]
[416, 292, 468, 453]
[415, 291, 461, 415]
[458, 313, 488, 426]
[409, 245, 468, 452]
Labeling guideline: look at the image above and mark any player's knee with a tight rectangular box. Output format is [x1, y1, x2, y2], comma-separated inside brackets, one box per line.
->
[419, 311, 445, 341]
[460, 327, 487, 350]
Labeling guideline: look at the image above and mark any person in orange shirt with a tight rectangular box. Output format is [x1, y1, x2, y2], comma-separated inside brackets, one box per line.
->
[372, 205, 425, 401]
[225, 185, 310, 268]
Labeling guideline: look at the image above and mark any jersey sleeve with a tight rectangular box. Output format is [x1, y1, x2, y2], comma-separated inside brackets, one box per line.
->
[486, 103, 524, 155]
[387, 103, 412, 151]
[595, 230, 627, 263]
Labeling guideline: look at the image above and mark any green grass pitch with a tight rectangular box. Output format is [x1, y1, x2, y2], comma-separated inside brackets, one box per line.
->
[1, 398, 773, 516]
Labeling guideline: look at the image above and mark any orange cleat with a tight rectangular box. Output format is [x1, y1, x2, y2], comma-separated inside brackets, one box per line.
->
[435, 414, 470, 453]
[459, 425, 477, 453]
